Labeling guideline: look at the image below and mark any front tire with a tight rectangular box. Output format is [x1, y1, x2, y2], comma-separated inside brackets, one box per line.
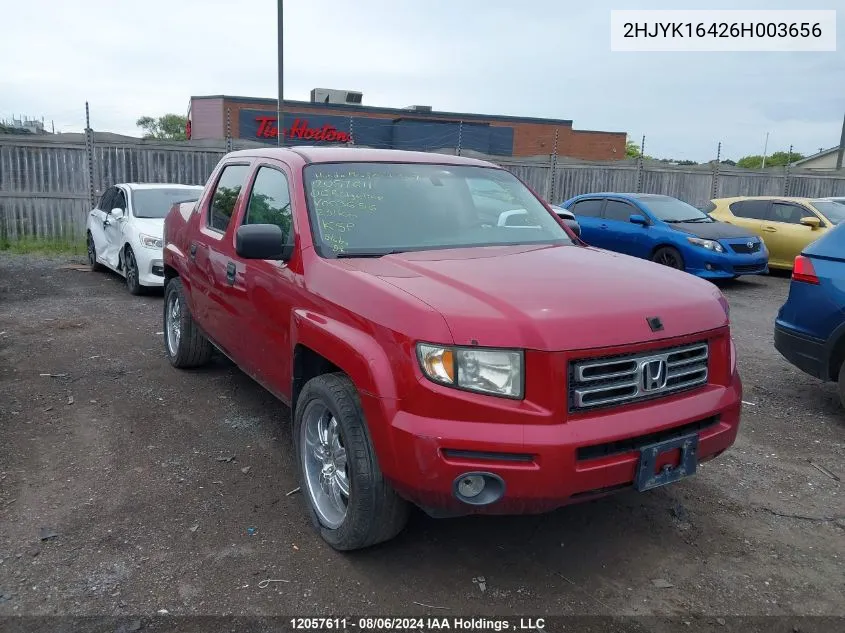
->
[652, 246, 685, 270]
[294, 373, 409, 551]
[124, 246, 144, 295]
[163, 278, 213, 368]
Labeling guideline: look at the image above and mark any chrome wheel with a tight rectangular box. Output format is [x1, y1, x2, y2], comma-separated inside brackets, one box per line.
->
[126, 249, 138, 289]
[301, 403, 349, 529]
[165, 291, 181, 356]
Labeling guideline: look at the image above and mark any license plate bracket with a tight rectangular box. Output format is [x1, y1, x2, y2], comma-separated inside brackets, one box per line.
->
[635, 433, 699, 492]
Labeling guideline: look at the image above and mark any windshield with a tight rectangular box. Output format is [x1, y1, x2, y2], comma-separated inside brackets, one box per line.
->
[303, 163, 572, 257]
[813, 201, 845, 225]
[643, 196, 712, 223]
[132, 188, 202, 219]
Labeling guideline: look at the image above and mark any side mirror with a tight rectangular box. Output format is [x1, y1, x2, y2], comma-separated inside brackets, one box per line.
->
[800, 216, 821, 229]
[563, 218, 581, 238]
[110, 208, 124, 219]
[629, 214, 648, 226]
[236, 224, 293, 260]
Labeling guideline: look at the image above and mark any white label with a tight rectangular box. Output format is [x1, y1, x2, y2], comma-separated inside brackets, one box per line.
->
[610, 10, 837, 52]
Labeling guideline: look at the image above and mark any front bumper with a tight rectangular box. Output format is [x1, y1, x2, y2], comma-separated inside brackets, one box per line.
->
[689, 253, 769, 279]
[369, 379, 742, 516]
[774, 322, 828, 380]
[134, 246, 165, 287]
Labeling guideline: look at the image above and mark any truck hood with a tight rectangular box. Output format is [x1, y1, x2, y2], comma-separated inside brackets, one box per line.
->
[333, 244, 728, 351]
[668, 220, 755, 240]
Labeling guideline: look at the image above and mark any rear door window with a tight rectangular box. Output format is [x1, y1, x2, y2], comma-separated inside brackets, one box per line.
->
[729, 200, 770, 220]
[571, 198, 605, 217]
[208, 164, 251, 232]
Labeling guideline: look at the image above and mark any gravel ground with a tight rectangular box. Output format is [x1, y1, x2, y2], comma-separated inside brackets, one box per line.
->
[0, 254, 842, 624]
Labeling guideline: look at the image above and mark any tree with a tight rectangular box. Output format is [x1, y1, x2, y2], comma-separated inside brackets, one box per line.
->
[626, 140, 642, 158]
[736, 150, 805, 169]
[136, 114, 188, 140]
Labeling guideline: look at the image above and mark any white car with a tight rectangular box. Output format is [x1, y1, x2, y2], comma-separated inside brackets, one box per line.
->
[86, 183, 204, 294]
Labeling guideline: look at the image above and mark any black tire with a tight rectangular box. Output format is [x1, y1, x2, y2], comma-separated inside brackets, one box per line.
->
[652, 246, 685, 270]
[837, 361, 845, 410]
[294, 373, 409, 551]
[163, 277, 213, 368]
[87, 231, 105, 272]
[124, 246, 144, 296]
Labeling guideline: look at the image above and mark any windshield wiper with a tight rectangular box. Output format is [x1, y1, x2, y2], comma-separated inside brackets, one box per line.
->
[665, 217, 710, 223]
[334, 249, 407, 258]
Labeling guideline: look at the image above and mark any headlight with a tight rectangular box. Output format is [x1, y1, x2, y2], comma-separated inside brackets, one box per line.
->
[688, 237, 724, 253]
[416, 343, 524, 399]
[139, 233, 163, 249]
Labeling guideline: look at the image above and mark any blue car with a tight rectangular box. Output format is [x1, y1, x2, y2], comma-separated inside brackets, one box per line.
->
[775, 221, 845, 406]
[560, 193, 769, 279]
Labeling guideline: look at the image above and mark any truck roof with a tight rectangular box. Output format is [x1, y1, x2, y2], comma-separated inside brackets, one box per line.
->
[224, 146, 499, 168]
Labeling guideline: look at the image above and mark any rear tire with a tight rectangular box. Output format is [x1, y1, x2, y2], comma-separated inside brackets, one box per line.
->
[87, 232, 105, 272]
[294, 373, 409, 551]
[163, 278, 213, 368]
[652, 246, 685, 271]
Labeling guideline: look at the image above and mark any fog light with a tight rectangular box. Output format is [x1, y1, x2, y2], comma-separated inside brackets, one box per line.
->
[705, 264, 715, 271]
[457, 475, 485, 498]
[452, 471, 506, 506]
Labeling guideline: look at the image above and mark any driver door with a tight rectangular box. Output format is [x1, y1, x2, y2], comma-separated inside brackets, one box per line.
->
[88, 188, 115, 267]
[101, 187, 127, 269]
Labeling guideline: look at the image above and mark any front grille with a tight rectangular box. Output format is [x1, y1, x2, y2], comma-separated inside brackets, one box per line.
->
[727, 241, 761, 254]
[733, 263, 766, 273]
[569, 342, 709, 412]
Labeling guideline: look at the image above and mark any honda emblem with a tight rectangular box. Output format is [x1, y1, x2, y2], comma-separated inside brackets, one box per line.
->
[641, 359, 668, 392]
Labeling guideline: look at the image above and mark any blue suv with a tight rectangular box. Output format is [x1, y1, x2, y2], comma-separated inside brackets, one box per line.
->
[560, 193, 769, 279]
[775, 221, 845, 406]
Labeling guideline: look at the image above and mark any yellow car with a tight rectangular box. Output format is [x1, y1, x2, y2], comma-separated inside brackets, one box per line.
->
[705, 197, 845, 270]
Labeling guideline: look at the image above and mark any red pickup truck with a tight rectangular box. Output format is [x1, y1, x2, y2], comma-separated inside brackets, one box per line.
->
[162, 147, 742, 551]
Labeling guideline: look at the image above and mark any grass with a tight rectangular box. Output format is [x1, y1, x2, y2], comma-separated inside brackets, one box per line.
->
[0, 237, 87, 256]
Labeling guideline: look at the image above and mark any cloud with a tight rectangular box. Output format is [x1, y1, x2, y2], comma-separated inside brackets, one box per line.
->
[1, 0, 842, 161]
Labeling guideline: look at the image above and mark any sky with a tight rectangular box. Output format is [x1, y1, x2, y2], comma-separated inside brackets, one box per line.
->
[1, 0, 843, 162]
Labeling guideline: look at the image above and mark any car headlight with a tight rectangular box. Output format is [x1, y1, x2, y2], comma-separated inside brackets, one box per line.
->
[416, 343, 524, 399]
[139, 234, 163, 249]
[688, 237, 724, 253]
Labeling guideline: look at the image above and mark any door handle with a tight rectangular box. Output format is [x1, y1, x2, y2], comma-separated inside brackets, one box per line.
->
[190, 242, 197, 260]
[762, 226, 777, 232]
[226, 261, 236, 285]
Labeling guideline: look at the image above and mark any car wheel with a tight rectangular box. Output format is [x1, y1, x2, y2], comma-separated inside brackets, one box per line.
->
[652, 246, 685, 270]
[163, 277, 213, 368]
[87, 232, 104, 272]
[294, 373, 409, 551]
[124, 246, 144, 295]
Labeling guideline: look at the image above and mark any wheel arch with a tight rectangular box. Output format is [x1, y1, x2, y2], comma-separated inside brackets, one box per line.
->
[291, 312, 400, 475]
[825, 323, 845, 381]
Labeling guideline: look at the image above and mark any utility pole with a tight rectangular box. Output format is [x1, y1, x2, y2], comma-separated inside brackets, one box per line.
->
[277, 0, 284, 147]
[836, 111, 845, 170]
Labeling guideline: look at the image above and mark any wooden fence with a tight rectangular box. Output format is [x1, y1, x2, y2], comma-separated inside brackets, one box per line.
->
[2, 134, 845, 244]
